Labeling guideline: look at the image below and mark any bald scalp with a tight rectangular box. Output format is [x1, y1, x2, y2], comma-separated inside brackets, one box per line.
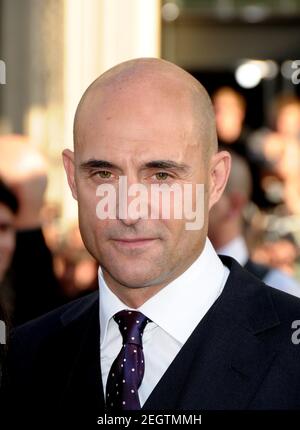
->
[73, 58, 217, 161]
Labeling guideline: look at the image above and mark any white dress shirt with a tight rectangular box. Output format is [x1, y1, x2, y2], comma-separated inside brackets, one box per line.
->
[99, 238, 229, 406]
[217, 235, 300, 298]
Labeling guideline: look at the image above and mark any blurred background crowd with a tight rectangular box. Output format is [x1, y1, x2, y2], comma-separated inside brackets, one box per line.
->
[1, 0, 300, 327]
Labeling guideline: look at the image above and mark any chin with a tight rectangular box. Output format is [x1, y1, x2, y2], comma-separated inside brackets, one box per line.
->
[109, 263, 163, 289]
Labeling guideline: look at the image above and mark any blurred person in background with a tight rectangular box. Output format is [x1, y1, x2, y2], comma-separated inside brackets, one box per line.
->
[0, 135, 65, 325]
[0, 178, 19, 319]
[212, 86, 267, 208]
[268, 96, 300, 215]
[53, 224, 98, 299]
[0, 301, 6, 388]
[0, 298, 7, 390]
[248, 95, 300, 213]
[252, 236, 299, 279]
[208, 150, 300, 298]
[0, 178, 18, 389]
[213, 86, 249, 157]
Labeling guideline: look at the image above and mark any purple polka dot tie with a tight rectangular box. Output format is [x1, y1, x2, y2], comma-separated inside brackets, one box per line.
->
[105, 310, 150, 411]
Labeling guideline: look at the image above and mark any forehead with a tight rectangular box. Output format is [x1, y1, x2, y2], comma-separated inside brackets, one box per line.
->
[279, 104, 300, 115]
[76, 82, 200, 163]
[215, 93, 241, 108]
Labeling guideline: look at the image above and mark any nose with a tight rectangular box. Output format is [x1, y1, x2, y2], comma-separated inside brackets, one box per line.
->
[118, 192, 144, 227]
[117, 176, 148, 226]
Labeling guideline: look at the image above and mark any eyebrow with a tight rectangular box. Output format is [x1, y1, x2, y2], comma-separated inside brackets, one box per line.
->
[79, 158, 191, 173]
[143, 160, 191, 172]
[79, 159, 120, 170]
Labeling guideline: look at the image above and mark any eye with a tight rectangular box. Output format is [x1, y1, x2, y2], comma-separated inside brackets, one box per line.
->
[0, 223, 13, 233]
[96, 170, 112, 179]
[154, 172, 170, 181]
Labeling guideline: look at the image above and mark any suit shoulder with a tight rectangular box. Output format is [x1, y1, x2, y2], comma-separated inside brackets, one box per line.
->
[267, 285, 300, 321]
[9, 291, 99, 350]
[222, 256, 300, 330]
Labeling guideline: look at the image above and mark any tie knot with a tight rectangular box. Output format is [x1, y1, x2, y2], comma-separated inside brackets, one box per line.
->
[114, 310, 150, 346]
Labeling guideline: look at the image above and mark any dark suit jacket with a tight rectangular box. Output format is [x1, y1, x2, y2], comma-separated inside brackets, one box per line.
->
[244, 259, 270, 280]
[3, 256, 300, 424]
[12, 228, 65, 325]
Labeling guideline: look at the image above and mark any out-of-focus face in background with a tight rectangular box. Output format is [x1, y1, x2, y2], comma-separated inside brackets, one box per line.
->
[0, 203, 16, 283]
[213, 87, 246, 143]
[0, 135, 47, 231]
[276, 101, 300, 137]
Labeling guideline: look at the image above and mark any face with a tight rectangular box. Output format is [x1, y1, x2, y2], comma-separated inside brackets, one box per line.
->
[277, 104, 300, 136]
[64, 78, 229, 294]
[0, 203, 16, 282]
[214, 93, 245, 134]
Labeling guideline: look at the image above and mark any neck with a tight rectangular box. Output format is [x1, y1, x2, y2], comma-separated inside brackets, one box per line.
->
[103, 277, 166, 308]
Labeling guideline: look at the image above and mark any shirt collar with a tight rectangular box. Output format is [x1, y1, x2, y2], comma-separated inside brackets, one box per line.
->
[217, 235, 249, 266]
[98, 269, 130, 346]
[99, 238, 228, 345]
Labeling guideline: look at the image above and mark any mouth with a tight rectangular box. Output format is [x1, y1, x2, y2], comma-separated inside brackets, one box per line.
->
[111, 237, 158, 249]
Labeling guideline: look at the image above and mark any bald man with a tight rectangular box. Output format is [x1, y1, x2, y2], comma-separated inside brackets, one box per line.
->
[3, 59, 300, 424]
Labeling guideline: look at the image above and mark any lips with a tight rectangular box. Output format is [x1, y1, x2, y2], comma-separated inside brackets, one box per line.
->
[111, 237, 157, 249]
[113, 237, 155, 242]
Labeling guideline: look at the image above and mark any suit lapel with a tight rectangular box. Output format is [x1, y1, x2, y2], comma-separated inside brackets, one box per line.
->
[58, 292, 105, 417]
[144, 257, 280, 410]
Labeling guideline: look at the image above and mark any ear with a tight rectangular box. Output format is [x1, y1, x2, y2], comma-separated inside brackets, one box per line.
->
[208, 150, 231, 211]
[62, 149, 78, 200]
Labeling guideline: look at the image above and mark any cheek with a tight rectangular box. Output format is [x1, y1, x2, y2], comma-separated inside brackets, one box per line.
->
[77, 183, 100, 222]
[0, 232, 15, 256]
[161, 218, 196, 249]
[78, 200, 113, 255]
[77, 192, 102, 250]
[165, 224, 204, 263]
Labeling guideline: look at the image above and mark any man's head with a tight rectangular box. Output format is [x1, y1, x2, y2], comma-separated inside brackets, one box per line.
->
[0, 179, 18, 283]
[208, 151, 252, 250]
[63, 58, 230, 305]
